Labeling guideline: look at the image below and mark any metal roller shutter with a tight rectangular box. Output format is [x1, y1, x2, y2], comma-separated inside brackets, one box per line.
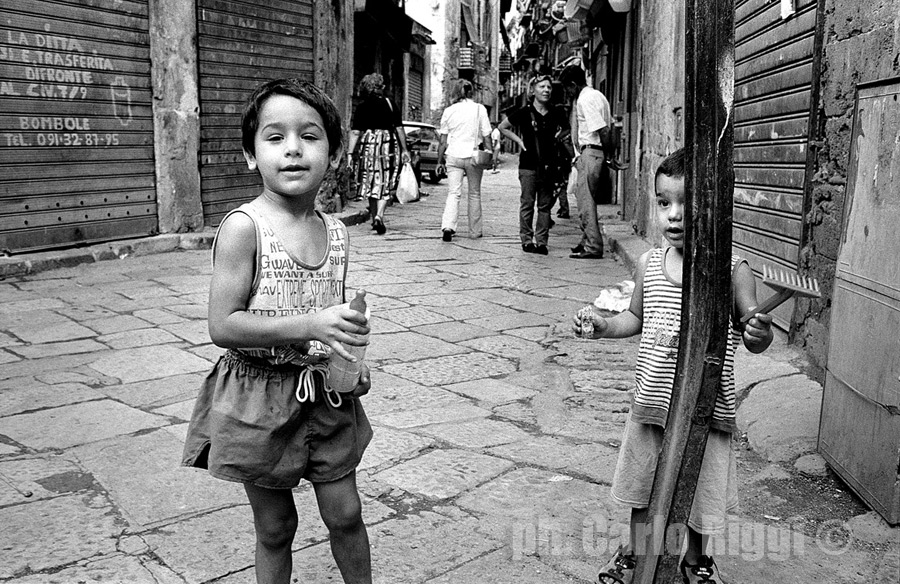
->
[197, 0, 315, 226]
[733, 0, 818, 327]
[0, 0, 156, 254]
[408, 69, 423, 121]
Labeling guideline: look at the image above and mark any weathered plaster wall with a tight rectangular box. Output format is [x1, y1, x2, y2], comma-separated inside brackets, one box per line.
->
[630, 0, 684, 242]
[149, 0, 203, 234]
[795, 0, 900, 376]
[315, 0, 354, 212]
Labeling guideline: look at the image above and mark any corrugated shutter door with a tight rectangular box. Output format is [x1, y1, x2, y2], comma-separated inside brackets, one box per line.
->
[733, 0, 818, 326]
[198, 0, 314, 225]
[0, 0, 156, 254]
[408, 70, 423, 121]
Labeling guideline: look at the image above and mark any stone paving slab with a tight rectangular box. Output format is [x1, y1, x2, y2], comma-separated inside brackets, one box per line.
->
[410, 320, 497, 342]
[488, 436, 620, 484]
[426, 548, 587, 583]
[95, 373, 205, 408]
[146, 492, 393, 584]
[381, 352, 517, 386]
[373, 449, 514, 499]
[737, 374, 822, 462]
[376, 305, 455, 328]
[6, 320, 97, 345]
[0, 382, 106, 417]
[161, 320, 211, 345]
[366, 331, 469, 363]
[131, 307, 187, 325]
[0, 298, 66, 314]
[0, 354, 104, 383]
[3, 399, 168, 450]
[419, 417, 532, 448]
[73, 428, 246, 528]
[4, 554, 187, 584]
[81, 315, 154, 335]
[189, 343, 225, 363]
[0, 454, 88, 506]
[428, 299, 519, 320]
[0, 492, 121, 578]
[141, 505, 257, 583]
[367, 510, 505, 583]
[466, 311, 557, 331]
[363, 376, 472, 417]
[443, 377, 538, 405]
[717, 515, 886, 583]
[460, 333, 552, 361]
[372, 403, 492, 429]
[153, 399, 195, 422]
[7, 339, 109, 359]
[346, 270, 413, 287]
[97, 328, 184, 350]
[457, 467, 628, 581]
[89, 345, 212, 383]
[358, 426, 435, 471]
[161, 303, 207, 319]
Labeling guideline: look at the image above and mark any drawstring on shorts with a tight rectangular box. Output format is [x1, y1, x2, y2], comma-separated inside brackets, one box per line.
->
[294, 363, 343, 408]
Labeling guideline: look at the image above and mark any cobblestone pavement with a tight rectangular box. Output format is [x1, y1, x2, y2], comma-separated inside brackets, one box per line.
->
[1, 161, 897, 583]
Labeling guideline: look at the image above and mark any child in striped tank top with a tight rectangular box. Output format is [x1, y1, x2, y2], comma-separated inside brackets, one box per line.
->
[182, 79, 374, 584]
[573, 149, 774, 584]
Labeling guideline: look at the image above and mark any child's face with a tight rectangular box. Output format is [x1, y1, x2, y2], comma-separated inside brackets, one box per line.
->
[243, 94, 340, 201]
[655, 173, 685, 248]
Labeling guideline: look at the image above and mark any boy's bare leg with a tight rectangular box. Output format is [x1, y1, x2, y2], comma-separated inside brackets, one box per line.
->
[313, 472, 372, 584]
[683, 526, 706, 564]
[629, 507, 648, 555]
[244, 483, 298, 584]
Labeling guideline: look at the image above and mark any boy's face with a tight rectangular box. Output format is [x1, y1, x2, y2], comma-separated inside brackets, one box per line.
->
[243, 94, 340, 201]
[655, 173, 686, 248]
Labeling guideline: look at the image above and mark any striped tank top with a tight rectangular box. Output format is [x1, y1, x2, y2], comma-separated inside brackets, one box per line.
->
[631, 247, 745, 432]
[212, 201, 349, 367]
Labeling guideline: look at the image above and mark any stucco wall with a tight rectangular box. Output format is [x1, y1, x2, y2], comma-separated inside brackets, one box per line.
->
[794, 0, 900, 376]
[631, 0, 685, 242]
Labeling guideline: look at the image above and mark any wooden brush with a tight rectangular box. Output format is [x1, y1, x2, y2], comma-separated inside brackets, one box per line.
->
[740, 265, 821, 324]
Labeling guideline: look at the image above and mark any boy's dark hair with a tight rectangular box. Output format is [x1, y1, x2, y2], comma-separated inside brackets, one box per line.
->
[656, 147, 686, 180]
[558, 64, 586, 87]
[241, 78, 343, 158]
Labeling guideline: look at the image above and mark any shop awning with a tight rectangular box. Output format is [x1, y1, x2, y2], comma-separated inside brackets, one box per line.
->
[564, 0, 631, 21]
[358, 0, 414, 50]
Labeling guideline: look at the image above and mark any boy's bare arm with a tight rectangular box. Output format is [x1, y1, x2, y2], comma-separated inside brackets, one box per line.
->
[208, 214, 369, 360]
[733, 261, 774, 353]
[572, 251, 647, 339]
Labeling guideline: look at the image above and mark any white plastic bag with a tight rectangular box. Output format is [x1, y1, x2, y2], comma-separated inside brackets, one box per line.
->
[396, 163, 419, 204]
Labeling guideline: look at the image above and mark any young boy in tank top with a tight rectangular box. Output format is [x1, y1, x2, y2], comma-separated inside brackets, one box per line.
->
[573, 148, 774, 584]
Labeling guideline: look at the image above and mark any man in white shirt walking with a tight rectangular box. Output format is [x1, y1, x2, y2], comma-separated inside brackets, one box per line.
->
[559, 65, 613, 259]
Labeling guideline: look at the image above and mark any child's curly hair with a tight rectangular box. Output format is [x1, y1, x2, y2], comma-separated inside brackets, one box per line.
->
[241, 78, 344, 158]
[656, 147, 685, 180]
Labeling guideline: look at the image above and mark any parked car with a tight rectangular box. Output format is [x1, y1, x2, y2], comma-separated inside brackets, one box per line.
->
[403, 121, 446, 183]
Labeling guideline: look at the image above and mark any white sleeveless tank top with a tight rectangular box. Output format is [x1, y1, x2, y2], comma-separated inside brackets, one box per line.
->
[213, 201, 349, 367]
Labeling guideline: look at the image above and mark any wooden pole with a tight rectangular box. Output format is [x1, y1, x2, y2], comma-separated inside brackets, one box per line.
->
[632, 0, 735, 583]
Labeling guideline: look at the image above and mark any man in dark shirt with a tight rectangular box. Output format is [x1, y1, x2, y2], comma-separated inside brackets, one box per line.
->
[498, 74, 569, 255]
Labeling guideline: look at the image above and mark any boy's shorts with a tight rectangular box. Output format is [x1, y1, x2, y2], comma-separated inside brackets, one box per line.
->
[610, 413, 738, 534]
[182, 350, 373, 489]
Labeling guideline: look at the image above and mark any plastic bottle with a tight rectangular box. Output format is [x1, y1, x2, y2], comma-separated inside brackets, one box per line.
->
[580, 305, 595, 338]
[328, 290, 370, 393]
